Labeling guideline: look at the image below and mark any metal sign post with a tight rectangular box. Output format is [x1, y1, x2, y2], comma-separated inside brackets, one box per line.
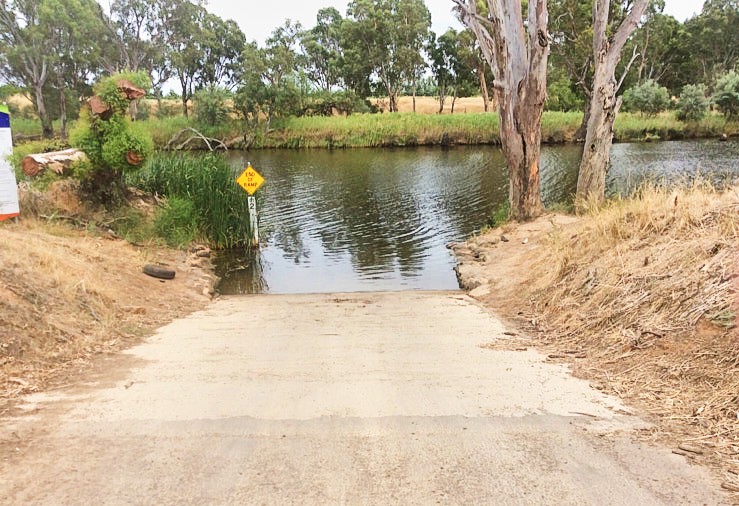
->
[247, 195, 259, 247]
[235, 162, 266, 249]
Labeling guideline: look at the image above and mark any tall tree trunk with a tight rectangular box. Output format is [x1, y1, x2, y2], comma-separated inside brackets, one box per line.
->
[34, 83, 53, 139]
[456, 0, 549, 221]
[576, 74, 620, 202]
[389, 91, 398, 113]
[181, 96, 189, 117]
[412, 79, 417, 113]
[451, 87, 458, 114]
[576, 0, 649, 205]
[478, 67, 490, 112]
[576, 94, 591, 141]
[58, 80, 67, 140]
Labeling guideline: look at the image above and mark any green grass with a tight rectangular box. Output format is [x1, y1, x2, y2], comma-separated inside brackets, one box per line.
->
[11, 110, 736, 150]
[127, 153, 253, 249]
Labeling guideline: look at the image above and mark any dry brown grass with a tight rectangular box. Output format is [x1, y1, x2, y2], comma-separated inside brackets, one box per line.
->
[373, 95, 491, 114]
[0, 210, 215, 409]
[457, 184, 739, 493]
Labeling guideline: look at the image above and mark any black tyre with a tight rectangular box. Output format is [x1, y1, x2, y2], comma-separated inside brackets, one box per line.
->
[143, 264, 176, 280]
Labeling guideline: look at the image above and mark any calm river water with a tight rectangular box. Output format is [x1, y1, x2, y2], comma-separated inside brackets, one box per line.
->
[215, 139, 739, 294]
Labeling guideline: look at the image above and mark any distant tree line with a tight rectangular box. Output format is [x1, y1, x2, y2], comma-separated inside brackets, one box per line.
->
[0, 0, 737, 141]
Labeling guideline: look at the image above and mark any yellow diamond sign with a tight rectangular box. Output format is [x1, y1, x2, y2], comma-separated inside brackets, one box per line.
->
[236, 164, 265, 195]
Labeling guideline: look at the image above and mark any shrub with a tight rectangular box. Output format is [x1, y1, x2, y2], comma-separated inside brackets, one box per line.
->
[622, 80, 670, 116]
[712, 70, 739, 120]
[69, 71, 153, 205]
[676, 84, 709, 122]
[194, 86, 231, 127]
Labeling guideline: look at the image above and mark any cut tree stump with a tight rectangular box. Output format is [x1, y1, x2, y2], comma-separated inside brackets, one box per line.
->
[22, 149, 88, 177]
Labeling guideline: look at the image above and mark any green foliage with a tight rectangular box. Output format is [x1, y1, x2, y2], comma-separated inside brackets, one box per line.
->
[676, 84, 709, 122]
[94, 71, 151, 115]
[0, 84, 22, 100]
[128, 153, 253, 249]
[194, 86, 231, 127]
[153, 196, 199, 247]
[68, 72, 153, 205]
[546, 74, 584, 112]
[622, 80, 671, 116]
[712, 70, 739, 120]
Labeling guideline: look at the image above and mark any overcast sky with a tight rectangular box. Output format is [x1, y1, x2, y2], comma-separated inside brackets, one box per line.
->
[205, 0, 706, 45]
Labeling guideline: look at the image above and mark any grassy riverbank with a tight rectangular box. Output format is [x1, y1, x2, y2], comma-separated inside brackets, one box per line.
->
[10, 107, 736, 150]
[254, 111, 732, 149]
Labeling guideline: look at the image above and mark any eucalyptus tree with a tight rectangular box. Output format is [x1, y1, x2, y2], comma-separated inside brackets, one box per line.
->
[301, 7, 344, 91]
[43, 0, 106, 137]
[677, 0, 738, 87]
[166, 0, 207, 116]
[575, 0, 649, 204]
[197, 13, 245, 89]
[104, 0, 158, 73]
[0, 0, 104, 137]
[0, 0, 54, 136]
[427, 30, 456, 113]
[234, 22, 303, 130]
[344, 0, 431, 112]
[457, 29, 494, 112]
[428, 29, 478, 113]
[454, 0, 549, 220]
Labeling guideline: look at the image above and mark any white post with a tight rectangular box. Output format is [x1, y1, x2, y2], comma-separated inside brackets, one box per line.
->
[247, 195, 259, 248]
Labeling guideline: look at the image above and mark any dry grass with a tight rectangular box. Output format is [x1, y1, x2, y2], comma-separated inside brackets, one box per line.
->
[530, 185, 738, 486]
[457, 184, 739, 492]
[0, 211, 215, 408]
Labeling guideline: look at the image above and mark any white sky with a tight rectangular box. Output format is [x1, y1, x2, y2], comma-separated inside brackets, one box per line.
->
[206, 0, 705, 45]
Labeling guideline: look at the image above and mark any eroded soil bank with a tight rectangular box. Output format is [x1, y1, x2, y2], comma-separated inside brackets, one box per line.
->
[453, 185, 739, 498]
[0, 216, 217, 411]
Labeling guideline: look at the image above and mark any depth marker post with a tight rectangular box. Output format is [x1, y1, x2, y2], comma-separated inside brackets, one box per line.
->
[235, 161, 266, 249]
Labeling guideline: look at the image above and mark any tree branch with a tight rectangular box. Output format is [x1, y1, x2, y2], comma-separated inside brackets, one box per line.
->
[617, 45, 639, 92]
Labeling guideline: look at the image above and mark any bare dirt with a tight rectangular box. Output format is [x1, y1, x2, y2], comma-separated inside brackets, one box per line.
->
[0, 210, 217, 413]
[453, 185, 739, 500]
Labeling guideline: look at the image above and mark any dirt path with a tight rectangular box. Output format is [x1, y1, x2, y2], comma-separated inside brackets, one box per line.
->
[0, 292, 727, 504]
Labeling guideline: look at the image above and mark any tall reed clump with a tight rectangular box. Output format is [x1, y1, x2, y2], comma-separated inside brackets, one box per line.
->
[128, 153, 252, 249]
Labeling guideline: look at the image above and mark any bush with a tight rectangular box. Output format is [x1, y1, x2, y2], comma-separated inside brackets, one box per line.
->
[622, 80, 670, 116]
[676, 84, 709, 122]
[69, 72, 153, 204]
[194, 86, 231, 127]
[712, 70, 739, 120]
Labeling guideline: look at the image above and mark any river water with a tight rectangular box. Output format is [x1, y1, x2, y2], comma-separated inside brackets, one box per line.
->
[215, 139, 739, 294]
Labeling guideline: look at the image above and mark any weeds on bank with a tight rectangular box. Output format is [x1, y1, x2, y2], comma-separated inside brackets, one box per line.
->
[128, 153, 252, 249]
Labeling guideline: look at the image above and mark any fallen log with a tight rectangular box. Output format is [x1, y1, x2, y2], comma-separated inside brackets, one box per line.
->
[22, 149, 88, 177]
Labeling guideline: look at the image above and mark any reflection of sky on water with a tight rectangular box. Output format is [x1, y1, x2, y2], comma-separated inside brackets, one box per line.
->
[216, 140, 738, 295]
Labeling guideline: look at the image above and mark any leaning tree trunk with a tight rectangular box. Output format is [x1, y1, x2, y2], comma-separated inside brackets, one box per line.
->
[456, 0, 549, 221]
[34, 83, 53, 139]
[576, 74, 620, 201]
[478, 67, 490, 112]
[576, 0, 649, 205]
